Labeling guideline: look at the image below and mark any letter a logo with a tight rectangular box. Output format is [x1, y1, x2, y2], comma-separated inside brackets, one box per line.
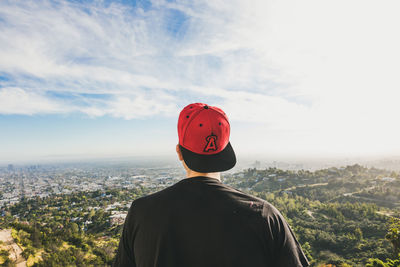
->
[204, 134, 218, 152]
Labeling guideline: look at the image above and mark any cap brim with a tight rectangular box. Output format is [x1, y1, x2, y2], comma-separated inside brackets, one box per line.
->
[179, 142, 236, 173]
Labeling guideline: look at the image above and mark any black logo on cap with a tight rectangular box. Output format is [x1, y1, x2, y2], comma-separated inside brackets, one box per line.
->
[204, 134, 218, 152]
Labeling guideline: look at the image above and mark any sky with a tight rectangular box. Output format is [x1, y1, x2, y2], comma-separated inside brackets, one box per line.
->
[1, 0, 400, 163]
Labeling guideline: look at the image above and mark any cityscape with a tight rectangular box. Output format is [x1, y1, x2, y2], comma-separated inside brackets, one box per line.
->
[0, 162, 186, 211]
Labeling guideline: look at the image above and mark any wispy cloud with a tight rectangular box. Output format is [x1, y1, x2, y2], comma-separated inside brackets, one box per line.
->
[0, 0, 306, 121]
[1, 0, 400, 156]
[0, 87, 66, 115]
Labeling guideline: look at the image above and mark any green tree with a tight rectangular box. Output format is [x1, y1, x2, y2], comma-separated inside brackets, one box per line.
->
[367, 218, 400, 266]
[386, 218, 400, 255]
[366, 257, 400, 267]
[354, 227, 363, 241]
[31, 226, 42, 248]
[302, 242, 313, 262]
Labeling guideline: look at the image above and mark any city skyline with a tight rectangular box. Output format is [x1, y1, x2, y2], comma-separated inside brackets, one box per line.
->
[1, 0, 400, 163]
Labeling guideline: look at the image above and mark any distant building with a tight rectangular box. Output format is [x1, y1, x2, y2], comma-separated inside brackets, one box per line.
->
[381, 177, 396, 182]
[110, 213, 127, 225]
[7, 164, 14, 172]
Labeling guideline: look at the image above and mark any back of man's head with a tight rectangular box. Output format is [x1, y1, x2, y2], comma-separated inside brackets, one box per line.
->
[177, 103, 236, 173]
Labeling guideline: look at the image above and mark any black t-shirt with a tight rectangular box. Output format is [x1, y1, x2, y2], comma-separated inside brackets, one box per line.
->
[114, 176, 309, 267]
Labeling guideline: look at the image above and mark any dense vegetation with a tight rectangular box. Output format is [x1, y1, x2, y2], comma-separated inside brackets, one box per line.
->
[0, 187, 153, 266]
[1, 164, 400, 266]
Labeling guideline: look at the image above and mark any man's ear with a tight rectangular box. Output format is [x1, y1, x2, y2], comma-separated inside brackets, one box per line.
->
[176, 144, 183, 161]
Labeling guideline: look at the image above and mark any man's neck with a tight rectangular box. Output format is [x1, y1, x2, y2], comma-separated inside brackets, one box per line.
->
[186, 170, 221, 181]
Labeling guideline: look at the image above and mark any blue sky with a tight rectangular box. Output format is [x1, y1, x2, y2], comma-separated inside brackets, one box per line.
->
[1, 0, 400, 163]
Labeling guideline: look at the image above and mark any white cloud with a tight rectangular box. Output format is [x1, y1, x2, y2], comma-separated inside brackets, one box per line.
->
[107, 93, 178, 120]
[0, 87, 65, 115]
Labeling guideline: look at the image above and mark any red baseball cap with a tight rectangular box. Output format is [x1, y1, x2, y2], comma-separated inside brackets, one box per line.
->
[177, 103, 236, 172]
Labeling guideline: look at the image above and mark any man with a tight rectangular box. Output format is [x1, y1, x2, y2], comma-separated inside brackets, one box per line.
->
[114, 103, 309, 267]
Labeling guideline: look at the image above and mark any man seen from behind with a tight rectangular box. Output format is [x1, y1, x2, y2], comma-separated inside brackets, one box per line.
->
[114, 103, 310, 267]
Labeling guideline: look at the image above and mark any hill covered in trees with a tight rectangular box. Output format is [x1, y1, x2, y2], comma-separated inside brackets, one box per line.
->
[1, 164, 399, 266]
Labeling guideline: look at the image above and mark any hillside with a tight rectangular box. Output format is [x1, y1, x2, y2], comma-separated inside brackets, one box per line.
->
[0, 164, 399, 266]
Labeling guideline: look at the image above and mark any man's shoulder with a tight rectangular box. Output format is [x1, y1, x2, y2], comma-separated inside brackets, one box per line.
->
[129, 183, 178, 209]
[217, 184, 283, 220]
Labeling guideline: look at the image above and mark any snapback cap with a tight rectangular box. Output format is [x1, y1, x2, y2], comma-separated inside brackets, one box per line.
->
[177, 103, 236, 172]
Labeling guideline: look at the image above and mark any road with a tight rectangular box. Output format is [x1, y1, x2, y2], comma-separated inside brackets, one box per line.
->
[280, 182, 329, 192]
[0, 229, 26, 267]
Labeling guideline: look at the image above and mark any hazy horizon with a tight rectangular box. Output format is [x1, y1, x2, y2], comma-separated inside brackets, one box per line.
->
[3, 153, 400, 173]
